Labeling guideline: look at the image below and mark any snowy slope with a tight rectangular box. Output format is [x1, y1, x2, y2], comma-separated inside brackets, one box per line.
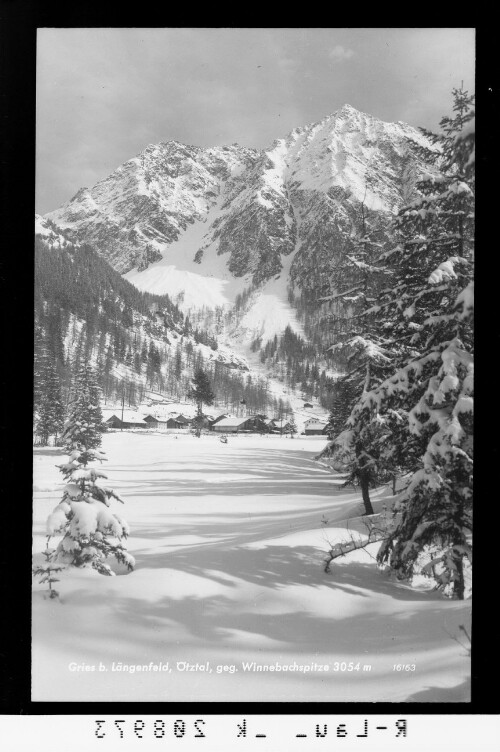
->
[236, 243, 305, 344]
[124, 194, 253, 310]
[32, 433, 471, 702]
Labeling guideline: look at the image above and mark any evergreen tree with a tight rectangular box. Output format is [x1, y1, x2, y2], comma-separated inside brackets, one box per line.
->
[325, 378, 358, 439]
[32, 536, 65, 599]
[102, 345, 115, 401]
[33, 323, 46, 417]
[39, 362, 135, 584]
[319, 344, 392, 515]
[174, 344, 183, 380]
[319, 200, 393, 514]
[46, 305, 66, 377]
[188, 368, 215, 437]
[35, 351, 65, 445]
[61, 363, 106, 453]
[134, 351, 142, 374]
[348, 88, 474, 596]
[125, 347, 134, 368]
[44, 445, 135, 579]
[374, 89, 474, 598]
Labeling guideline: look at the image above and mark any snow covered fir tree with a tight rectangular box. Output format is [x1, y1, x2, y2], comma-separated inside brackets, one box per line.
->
[32, 42, 475, 705]
[188, 367, 215, 437]
[319, 88, 474, 598]
[372, 88, 475, 599]
[35, 364, 135, 590]
[317, 196, 394, 514]
[34, 344, 65, 446]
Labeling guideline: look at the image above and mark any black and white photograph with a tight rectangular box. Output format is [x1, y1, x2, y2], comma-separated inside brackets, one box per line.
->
[32, 27, 474, 704]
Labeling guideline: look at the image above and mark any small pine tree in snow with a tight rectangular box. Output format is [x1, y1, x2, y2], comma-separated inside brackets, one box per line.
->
[32, 536, 65, 599]
[46, 445, 135, 576]
[38, 363, 135, 585]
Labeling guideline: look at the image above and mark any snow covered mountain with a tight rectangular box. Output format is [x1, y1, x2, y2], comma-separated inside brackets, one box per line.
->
[44, 105, 436, 344]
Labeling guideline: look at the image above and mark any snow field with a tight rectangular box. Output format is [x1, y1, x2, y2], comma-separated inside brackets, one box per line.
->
[32, 433, 470, 702]
[124, 195, 251, 310]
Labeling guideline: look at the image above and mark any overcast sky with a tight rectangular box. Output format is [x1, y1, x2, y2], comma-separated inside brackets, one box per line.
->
[36, 28, 475, 214]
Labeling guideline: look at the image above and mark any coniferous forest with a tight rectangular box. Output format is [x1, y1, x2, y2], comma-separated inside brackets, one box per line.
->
[34, 236, 294, 435]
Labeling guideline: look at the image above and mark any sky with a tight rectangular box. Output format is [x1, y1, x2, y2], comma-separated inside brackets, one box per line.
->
[36, 28, 475, 215]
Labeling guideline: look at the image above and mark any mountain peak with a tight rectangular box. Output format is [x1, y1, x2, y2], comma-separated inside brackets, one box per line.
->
[337, 103, 359, 114]
[333, 103, 372, 121]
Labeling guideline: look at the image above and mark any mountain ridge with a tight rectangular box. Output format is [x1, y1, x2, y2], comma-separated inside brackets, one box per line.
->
[43, 104, 437, 345]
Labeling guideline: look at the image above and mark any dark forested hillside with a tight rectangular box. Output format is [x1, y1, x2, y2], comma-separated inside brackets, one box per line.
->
[34, 235, 292, 425]
[35, 236, 184, 329]
[34, 237, 185, 412]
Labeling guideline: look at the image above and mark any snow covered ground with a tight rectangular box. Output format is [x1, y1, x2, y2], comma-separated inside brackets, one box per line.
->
[32, 433, 471, 702]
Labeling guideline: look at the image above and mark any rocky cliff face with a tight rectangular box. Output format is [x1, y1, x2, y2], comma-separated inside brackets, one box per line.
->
[46, 141, 260, 274]
[44, 105, 436, 320]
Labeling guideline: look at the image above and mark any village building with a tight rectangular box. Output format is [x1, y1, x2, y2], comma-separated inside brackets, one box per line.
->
[212, 415, 267, 433]
[165, 414, 191, 429]
[303, 418, 328, 435]
[142, 415, 170, 430]
[102, 409, 149, 430]
[266, 417, 293, 433]
[208, 414, 229, 429]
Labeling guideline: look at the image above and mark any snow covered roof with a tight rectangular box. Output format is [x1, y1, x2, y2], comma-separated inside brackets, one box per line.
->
[304, 418, 327, 427]
[215, 416, 252, 428]
[140, 402, 197, 420]
[103, 409, 147, 425]
[102, 408, 120, 418]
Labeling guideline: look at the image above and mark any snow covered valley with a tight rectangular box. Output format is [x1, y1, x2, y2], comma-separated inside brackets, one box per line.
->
[32, 432, 471, 702]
